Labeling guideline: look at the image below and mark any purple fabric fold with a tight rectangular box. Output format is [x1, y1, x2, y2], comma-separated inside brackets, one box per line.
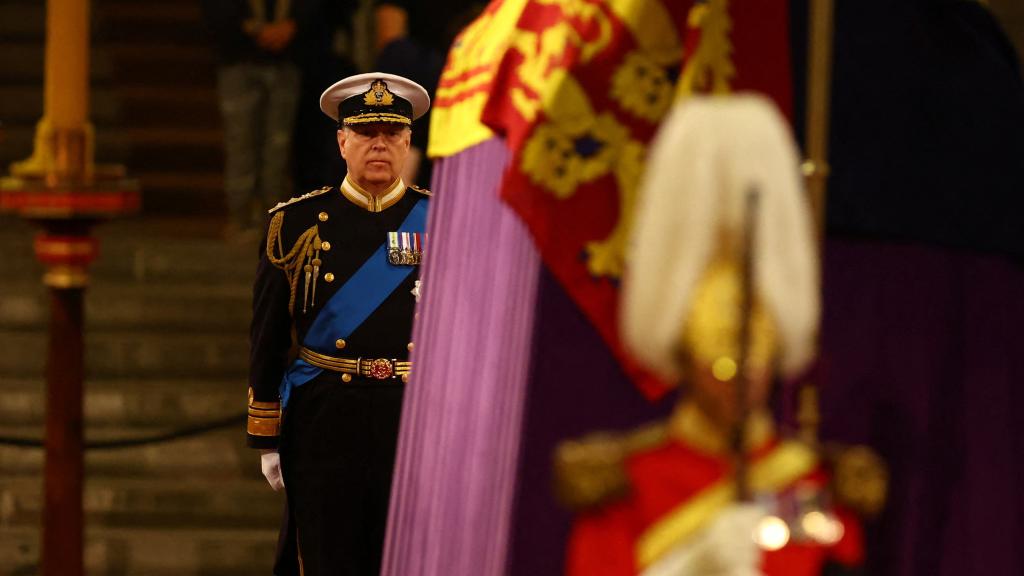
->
[819, 239, 1024, 576]
[508, 268, 672, 575]
[382, 137, 541, 576]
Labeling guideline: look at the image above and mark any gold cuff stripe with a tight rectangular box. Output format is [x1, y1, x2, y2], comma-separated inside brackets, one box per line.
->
[635, 441, 818, 568]
[248, 407, 280, 417]
[248, 399, 281, 410]
[247, 416, 281, 437]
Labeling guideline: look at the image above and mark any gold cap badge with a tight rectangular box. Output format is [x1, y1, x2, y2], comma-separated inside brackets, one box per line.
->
[363, 80, 395, 107]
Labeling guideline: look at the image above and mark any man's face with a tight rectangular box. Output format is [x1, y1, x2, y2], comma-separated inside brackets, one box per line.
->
[337, 123, 411, 191]
[688, 362, 773, 432]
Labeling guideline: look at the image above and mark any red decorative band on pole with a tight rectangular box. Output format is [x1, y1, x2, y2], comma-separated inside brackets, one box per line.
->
[33, 235, 99, 289]
[0, 189, 140, 218]
[34, 234, 98, 265]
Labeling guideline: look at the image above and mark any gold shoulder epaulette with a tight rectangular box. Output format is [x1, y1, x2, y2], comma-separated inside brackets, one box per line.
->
[410, 184, 432, 196]
[268, 186, 333, 214]
[553, 422, 668, 511]
[827, 443, 888, 518]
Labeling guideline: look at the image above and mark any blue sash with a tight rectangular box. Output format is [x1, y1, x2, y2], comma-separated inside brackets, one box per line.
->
[279, 197, 428, 407]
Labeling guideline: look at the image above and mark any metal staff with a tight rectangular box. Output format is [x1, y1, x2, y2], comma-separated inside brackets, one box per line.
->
[797, 0, 836, 446]
[732, 188, 760, 501]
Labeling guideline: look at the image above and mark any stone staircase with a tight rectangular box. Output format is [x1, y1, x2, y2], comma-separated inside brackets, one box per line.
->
[0, 0, 224, 215]
[0, 2, 290, 572]
[0, 217, 281, 576]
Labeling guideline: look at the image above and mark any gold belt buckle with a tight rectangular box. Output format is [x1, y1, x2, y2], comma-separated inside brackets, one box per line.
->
[367, 358, 394, 380]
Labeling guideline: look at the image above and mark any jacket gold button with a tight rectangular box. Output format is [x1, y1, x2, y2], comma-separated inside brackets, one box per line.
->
[341, 373, 352, 383]
[407, 342, 414, 351]
[318, 212, 329, 222]
[335, 338, 346, 350]
[321, 241, 331, 251]
[324, 273, 335, 282]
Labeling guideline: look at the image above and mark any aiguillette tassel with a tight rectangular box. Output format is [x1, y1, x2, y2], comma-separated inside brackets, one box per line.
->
[302, 244, 314, 313]
[302, 263, 312, 313]
[311, 252, 322, 309]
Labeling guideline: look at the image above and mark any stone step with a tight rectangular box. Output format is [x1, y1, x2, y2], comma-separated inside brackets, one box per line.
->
[0, 476, 280, 531]
[98, 0, 204, 22]
[96, 1, 209, 45]
[0, 85, 118, 125]
[0, 130, 225, 210]
[103, 42, 217, 86]
[137, 171, 228, 215]
[0, 525, 278, 576]
[0, 84, 220, 128]
[0, 377, 247, 431]
[0, 124, 223, 169]
[1, 241, 255, 285]
[0, 44, 212, 89]
[0, 44, 43, 82]
[0, 217, 259, 284]
[0, 327, 248, 379]
[0, 283, 250, 330]
[0, 6, 212, 63]
[0, 41, 119, 84]
[0, 41, 213, 86]
[1, 428, 257, 478]
[112, 84, 220, 129]
[0, 2, 44, 42]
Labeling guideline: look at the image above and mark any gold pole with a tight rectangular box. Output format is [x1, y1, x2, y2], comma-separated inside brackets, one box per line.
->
[11, 0, 94, 182]
[0, 4, 128, 575]
[47, 0, 89, 130]
[798, 0, 835, 445]
[802, 0, 835, 246]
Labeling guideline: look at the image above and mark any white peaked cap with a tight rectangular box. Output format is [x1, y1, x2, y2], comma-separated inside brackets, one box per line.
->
[319, 72, 431, 123]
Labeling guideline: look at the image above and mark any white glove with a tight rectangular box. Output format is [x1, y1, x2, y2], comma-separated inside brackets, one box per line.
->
[260, 450, 285, 491]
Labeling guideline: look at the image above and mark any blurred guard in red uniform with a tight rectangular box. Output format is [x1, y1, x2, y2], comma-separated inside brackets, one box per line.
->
[557, 95, 883, 576]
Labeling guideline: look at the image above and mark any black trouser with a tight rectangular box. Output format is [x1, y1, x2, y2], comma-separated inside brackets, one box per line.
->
[278, 374, 405, 576]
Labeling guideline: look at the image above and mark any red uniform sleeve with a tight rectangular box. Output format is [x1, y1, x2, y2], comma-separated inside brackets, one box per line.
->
[565, 502, 638, 576]
[829, 508, 865, 568]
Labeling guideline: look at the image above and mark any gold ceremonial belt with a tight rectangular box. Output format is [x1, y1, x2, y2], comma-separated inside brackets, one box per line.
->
[299, 347, 411, 381]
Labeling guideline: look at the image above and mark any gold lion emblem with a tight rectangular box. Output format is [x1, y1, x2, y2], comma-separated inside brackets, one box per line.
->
[363, 80, 395, 106]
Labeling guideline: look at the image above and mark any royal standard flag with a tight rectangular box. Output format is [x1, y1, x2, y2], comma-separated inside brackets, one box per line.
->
[480, 0, 793, 399]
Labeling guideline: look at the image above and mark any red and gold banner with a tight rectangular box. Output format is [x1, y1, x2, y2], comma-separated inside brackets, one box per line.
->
[482, 0, 690, 399]
[427, 0, 530, 158]
[481, 0, 793, 400]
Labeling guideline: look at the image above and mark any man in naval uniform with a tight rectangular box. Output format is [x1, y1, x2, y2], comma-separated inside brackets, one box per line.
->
[244, 72, 432, 576]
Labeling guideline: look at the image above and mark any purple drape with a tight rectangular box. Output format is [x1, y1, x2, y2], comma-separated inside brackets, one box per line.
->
[508, 268, 672, 575]
[382, 143, 1024, 576]
[382, 138, 541, 576]
[819, 239, 1024, 576]
[506, 237, 1024, 575]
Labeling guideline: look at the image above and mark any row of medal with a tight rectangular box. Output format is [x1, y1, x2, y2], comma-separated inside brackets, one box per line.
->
[388, 231, 425, 266]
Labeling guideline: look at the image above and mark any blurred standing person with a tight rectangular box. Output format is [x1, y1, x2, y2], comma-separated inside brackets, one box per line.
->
[372, 1, 447, 187]
[203, 0, 305, 238]
[292, 0, 358, 194]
